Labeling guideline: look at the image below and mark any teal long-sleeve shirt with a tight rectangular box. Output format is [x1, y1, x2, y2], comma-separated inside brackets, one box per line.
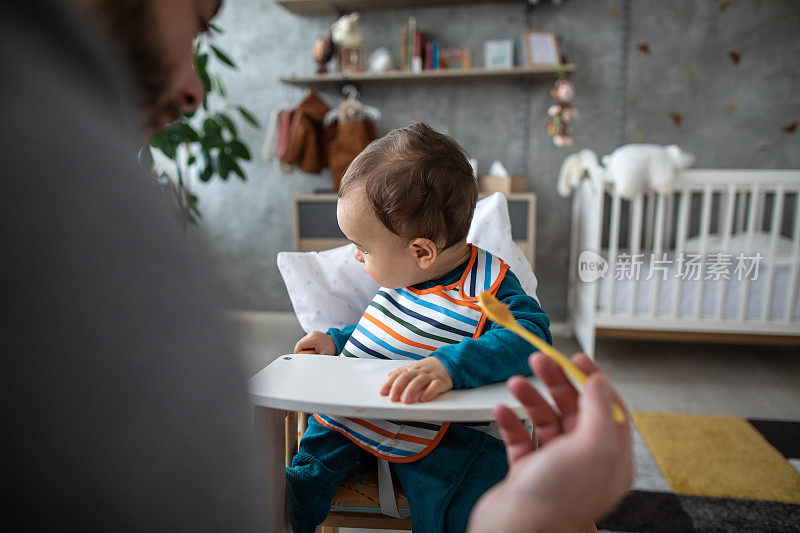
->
[326, 260, 552, 390]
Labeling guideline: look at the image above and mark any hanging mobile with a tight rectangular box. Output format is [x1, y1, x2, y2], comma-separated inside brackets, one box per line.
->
[546, 66, 578, 147]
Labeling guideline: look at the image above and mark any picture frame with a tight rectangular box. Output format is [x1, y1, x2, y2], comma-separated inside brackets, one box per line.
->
[522, 30, 561, 66]
[484, 39, 514, 70]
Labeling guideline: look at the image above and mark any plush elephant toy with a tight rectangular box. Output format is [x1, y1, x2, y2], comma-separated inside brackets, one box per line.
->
[601, 144, 695, 198]
[557, 144, 695, 198]
[557, 148, 601, 197]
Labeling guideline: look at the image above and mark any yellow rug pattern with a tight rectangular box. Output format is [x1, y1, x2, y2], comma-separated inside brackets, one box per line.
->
[632, 411, 800, 505]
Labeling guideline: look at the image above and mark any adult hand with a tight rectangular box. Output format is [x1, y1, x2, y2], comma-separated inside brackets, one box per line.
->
[293, 331, 337, 355]
[468, 353, 633, 533]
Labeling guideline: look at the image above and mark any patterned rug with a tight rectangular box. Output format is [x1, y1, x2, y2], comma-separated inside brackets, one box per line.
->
[599, 411, 800, 532]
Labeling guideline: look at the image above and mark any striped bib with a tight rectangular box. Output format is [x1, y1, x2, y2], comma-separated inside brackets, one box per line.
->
[314, 245, 508, 463]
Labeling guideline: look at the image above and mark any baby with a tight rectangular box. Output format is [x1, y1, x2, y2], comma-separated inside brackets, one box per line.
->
[287, 123, 551, 533]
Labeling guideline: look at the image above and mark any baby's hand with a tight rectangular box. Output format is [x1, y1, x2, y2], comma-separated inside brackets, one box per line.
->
[294, 331, 337, 355]
[380, 357, 454, 404]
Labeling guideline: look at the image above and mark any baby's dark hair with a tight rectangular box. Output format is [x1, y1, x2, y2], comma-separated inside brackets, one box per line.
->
[338, 122, 477, 250]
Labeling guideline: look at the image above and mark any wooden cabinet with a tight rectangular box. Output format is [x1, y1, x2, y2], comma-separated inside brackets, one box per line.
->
[293, 192, 536, 268]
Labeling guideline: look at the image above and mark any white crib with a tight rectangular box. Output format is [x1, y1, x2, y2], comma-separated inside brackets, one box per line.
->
[568, 169, 800, 357]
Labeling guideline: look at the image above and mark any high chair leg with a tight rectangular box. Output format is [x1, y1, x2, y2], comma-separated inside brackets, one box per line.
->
[300, 412, 309, 436]
[285, 411, 298, 467]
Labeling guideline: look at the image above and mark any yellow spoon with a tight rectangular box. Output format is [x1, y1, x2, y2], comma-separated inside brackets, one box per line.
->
[478, 291, 626, 424]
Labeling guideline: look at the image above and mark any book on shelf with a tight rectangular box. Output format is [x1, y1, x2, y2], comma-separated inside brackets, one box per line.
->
[423, 39, 442, 70]
[400, 16, 431, 72]
[408, 17, 416, 71]
[399, 25, 407, 71]
[443, 48, 471, 69]
[412, 31, 424, 73]
[399, 16, 418, 71]
[397, 16, 476, 72]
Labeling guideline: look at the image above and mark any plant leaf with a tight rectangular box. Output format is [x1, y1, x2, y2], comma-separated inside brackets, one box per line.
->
[199, 160, 214, 182]
[229, 140, 251, 160]
[219, 113, 238, 137]
[199, 70, 212, 94]
[201, 118, 224, 148]
[203, 118, 221, 133]
[151, 129, 178, 159]
[196, 53, 209, 72]
[196, 53, 212, 95]
[213, 74, 227, 98]
[237, 106, 260, 128]
[175, 122, 199, 142]
[210, 45, 236, 68]
[150, 130, 167, 150]
[230, 158, 246, 180]
[218, 152, 233, 180]
[190, 193, 203, 218]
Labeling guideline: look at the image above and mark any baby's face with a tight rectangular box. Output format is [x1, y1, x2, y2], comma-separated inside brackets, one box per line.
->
[337, 188, 420, 289]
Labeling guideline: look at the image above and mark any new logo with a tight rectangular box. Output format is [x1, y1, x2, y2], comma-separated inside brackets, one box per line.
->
[577, 250, 608, 283]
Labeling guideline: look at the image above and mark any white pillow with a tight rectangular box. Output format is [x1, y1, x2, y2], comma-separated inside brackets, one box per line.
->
[467, 192, 539, 299]
[278, 192, 539, 333]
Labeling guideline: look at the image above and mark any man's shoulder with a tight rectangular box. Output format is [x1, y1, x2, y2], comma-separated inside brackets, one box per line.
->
[1, 0, 135, 123]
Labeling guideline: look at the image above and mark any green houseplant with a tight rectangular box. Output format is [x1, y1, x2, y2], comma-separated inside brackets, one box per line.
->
[142, 25, 260, 225]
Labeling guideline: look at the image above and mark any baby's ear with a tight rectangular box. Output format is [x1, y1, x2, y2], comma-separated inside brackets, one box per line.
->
[409, 238, 438, 269]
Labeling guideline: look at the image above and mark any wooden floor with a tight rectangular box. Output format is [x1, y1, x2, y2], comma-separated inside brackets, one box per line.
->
[555, 334, 800, 420]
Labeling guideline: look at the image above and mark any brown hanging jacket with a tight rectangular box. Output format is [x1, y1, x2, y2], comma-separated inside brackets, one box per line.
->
[324, 118, 378, 190]
[281, 92, 330, 174]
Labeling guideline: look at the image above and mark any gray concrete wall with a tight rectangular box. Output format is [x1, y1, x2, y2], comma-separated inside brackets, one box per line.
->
[197, 0, 800, 320]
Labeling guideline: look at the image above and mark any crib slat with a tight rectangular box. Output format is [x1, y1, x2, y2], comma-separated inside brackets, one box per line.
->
[644, 191, 655, 251]
[785, 193, 800, 323]
[671, 190, 691, 318]
[715, 184, 737, 319]
[589, 184, 606, 329]
[738, 184, 760, 321]
[664, 193, 675, 250]
[649, 194, 666, 317]
[628, 193, 643, 315]
[762, 187, 784, 320]
[754, 187, 765, 232]
[693, 186, 713, 318]
[736, 191, 747, 233]
[607, 190, 622, 314]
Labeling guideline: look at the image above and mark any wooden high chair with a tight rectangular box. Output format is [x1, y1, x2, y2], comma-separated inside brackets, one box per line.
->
[250, 353, 598, 533]
[286, 411, 412, 532]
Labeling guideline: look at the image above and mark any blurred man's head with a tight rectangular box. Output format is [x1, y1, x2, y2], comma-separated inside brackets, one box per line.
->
[79, 0, 221, 130]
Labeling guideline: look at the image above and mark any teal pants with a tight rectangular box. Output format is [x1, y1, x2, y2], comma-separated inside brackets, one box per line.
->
[286, 417, 508, 533]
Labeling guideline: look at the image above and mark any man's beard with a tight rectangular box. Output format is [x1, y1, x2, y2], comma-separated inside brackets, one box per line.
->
[93, 0, 181, 130]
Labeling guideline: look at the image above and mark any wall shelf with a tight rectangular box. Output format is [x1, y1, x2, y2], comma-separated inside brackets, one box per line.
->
[276, 0, 518, 16]
[280, 64, 574, 86]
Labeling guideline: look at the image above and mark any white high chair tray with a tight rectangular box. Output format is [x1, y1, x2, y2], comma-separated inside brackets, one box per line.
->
[248, 354, 546, 422]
